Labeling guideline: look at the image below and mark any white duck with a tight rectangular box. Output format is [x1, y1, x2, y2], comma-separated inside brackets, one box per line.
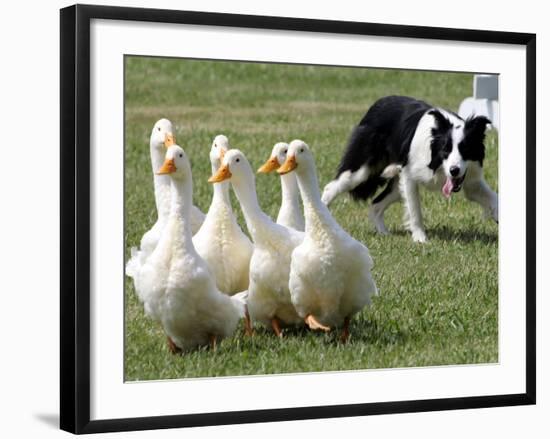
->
[193, 135, 253, 295]
[278, 140, 378, 342]
[126, 119, 205, 282]
[136, 144, 245, 352]
[209, 149, 304, 337]
[257, 142, 305, 231]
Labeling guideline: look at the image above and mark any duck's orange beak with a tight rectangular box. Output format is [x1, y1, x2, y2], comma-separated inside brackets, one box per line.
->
[277, 155, 297, 175]
[157, 158, 176, 175]
[257, 157, 280, 174]
[208, 163, 232, 183]
[164, 133, 176, 148]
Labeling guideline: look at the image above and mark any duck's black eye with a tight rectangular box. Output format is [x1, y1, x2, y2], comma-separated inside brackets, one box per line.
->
[284, 149, 288, 154]
[300, 148, 304, 153]
[179, 153, 183, 158]
[157, 127, 161, 131]
[214, 143, 217, 148]
[236, 158, 240, 163]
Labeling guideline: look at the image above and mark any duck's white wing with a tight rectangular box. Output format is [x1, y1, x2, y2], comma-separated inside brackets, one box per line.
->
[347, 237, 375, 273]
[125, 218, 165, 280]
[133, 221, 177, 320]
[192, 206, 253, 295]
[344, 238, 379, 307]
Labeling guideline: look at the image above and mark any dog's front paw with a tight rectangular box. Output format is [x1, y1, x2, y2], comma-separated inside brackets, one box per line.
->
[411, 229, 427, 243]
[321, 181, 338, 206]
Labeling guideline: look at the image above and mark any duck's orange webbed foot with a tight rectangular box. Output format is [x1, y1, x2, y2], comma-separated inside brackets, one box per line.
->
[304, 314, 331, 332]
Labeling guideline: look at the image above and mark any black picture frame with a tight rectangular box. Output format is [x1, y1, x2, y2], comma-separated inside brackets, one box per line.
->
[60, 4, 536, 434]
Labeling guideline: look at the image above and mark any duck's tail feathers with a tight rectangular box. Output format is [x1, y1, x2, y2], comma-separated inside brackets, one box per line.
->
[231, 290, 248, 318]
[125, 246, 142, 279]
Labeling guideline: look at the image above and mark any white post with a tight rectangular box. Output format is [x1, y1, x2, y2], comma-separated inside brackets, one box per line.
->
[458, 74, 499, 130]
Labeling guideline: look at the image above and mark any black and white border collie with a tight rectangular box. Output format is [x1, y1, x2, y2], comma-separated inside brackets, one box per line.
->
[321, 96, 498, 243]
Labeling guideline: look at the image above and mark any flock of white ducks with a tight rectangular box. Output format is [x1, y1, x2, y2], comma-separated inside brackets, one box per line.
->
[126, 119, 378, 352]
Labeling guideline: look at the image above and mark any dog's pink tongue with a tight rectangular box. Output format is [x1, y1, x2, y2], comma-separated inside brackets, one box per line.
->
[442, 177, 453, 199]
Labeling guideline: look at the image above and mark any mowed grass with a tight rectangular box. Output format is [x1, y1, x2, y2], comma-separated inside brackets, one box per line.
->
[124, 57, 498, 381]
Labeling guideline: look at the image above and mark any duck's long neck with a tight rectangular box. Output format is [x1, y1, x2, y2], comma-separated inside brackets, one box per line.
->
[151, 143, 171, 220]
[232, 175, 279, 242]
[279, 173, 301, 214]
[210, 163, 231, 207]
[296, 169, 340, 235]
[169, 176, 194, 246]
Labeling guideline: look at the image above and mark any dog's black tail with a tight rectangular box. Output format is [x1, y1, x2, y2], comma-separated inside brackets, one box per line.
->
[335, 123, 390, 202]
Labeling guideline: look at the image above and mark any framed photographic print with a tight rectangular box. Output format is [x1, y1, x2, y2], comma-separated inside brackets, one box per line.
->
[60, 4, 536, 434]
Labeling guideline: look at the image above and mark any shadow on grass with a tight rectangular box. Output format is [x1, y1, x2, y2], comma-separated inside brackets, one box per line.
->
[376, 225, 497, 245]
[230, 320, 408, 351]
[271, 318, 409, 347]
[428, 225, 497, 244]
[346, 317, 409, 346]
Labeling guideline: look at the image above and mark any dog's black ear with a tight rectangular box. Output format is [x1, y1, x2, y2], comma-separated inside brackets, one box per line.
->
[461, 115, 491, 165]
[427, 109, 452, 131]
[464, 115, 491, 137]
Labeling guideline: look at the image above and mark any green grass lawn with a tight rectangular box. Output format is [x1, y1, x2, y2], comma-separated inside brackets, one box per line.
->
[124, 57, 498, 381]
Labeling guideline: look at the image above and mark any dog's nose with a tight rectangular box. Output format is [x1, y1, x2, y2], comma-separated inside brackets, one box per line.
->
[450, 166, 460, 177]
